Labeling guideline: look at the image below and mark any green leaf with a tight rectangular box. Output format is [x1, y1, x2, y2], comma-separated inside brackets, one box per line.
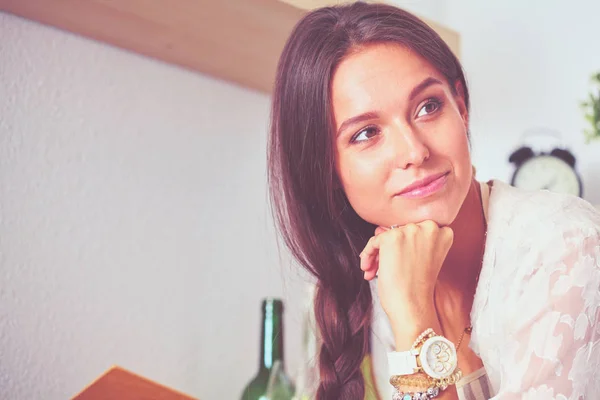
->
[582, 70, 600, 143]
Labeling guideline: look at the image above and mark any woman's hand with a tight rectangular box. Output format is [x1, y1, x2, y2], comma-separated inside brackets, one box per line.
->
[359, 220, 454, 346]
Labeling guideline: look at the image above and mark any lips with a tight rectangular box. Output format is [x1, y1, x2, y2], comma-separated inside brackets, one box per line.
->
[396, 172, 449, 196]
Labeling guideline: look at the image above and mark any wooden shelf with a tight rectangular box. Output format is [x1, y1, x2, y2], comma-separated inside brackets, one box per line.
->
[0, 0, 460, 94]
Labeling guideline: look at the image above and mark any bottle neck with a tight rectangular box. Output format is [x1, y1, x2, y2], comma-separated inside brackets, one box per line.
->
[259, 299, 284, 372]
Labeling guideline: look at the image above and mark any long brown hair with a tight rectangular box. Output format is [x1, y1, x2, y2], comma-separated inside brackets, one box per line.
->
[267, 2, 469, 398]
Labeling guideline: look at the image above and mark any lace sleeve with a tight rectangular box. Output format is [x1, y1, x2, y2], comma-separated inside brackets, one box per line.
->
[492, 226, 600, 399]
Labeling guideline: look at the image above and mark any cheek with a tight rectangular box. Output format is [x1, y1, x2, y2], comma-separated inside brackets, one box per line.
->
[431, 117, 471, 172]
[339, 156, 378, 192]
[450, 134, 471, 172]
[444, 129, 473, 203]
[337, 154, 388, 211]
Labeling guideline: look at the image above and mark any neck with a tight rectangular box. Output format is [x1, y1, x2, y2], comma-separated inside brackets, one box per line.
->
[259, 299, 284, 371]
[436, 179, 487, 308]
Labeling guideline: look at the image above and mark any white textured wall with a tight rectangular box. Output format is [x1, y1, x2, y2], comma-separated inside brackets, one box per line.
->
[0, 12, 308, 400]
[443, 0, 600, 204]
[389, 0, 448, 24]
[0, 3, 446, 399]
[3, 1, 600, 399]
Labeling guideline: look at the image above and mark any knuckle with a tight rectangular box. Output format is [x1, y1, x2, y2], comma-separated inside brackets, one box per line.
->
[382, 229, 401, 244]
[420, 220, 438, 233]
[403, 223, 418, 235]
[442, 227, 454, 241]
[381, 230, 395, 241]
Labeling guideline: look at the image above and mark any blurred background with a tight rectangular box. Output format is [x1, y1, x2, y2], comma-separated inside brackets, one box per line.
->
[1, 0, 599, 399]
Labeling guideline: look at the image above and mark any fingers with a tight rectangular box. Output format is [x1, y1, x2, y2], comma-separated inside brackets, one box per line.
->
[361, 220, 454, 282]
[363, 254, 379, 281]
[360, 235, 381, 280]
[440, 226, 454, 242]
[374, 226, 388, 236]
[439, 226, 454, 255]
[419, 219, 439, 233]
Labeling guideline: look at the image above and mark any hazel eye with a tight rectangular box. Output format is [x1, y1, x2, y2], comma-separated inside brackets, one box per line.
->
[351, 126, 380, 143]
[417, 98, 443, 118]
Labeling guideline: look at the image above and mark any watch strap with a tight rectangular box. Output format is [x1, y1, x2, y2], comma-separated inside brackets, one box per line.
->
[387, 349, 419, 376]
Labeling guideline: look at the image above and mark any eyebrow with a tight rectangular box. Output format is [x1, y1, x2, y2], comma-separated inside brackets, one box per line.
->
[336, 77, 444, 137]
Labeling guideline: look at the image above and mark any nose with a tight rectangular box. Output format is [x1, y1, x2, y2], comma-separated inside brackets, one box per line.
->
[391, 125, 430, 169]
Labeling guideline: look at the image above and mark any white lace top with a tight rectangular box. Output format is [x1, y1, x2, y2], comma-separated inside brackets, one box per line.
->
[370, 180, 600, 399]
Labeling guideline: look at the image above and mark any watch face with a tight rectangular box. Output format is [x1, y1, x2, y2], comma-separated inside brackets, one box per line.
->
[512, 155, 581, 196]
[420, 336, 457, 379]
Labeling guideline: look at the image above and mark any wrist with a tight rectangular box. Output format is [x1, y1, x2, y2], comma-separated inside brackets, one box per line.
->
[388, 303, 441, 351]
[388, 329, 460, 393]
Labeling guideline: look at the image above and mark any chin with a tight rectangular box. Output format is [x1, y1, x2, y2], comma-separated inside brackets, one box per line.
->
[398, 205, 459, 227]
[413, 214, 453, 227]
[360, 194, 463, 228]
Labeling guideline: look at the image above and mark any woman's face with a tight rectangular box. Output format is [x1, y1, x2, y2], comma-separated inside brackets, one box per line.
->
[332, 43, 472, 228]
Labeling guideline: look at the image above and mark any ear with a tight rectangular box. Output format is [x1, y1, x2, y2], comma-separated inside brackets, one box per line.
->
[453, 80, 469, 126]
[509, 146, 534, 165]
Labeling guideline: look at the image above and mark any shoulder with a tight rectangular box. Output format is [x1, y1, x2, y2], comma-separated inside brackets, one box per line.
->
[484, 181, 600, 325]
[488, 179, 600, 241]
[479, 182, 600, 398]
[485, 180, 600, 288]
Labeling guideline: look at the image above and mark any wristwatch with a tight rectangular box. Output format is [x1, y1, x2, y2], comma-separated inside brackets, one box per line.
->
[387, 335, 457, 380]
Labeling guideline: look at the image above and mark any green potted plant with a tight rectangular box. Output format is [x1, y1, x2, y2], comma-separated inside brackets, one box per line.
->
[581, 71, 600, 143]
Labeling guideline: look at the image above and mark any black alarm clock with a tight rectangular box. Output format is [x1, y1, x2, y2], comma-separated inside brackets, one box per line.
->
[508, 146, 583, 197]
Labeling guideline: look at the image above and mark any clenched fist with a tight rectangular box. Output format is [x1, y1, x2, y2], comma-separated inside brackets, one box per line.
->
[359, 220, 453, 334]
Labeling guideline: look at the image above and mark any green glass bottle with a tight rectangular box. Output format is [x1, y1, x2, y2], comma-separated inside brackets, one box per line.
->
[240, 298, 295, 400]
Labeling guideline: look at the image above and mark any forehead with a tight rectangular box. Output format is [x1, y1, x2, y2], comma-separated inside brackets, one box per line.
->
[331, 43, 443, 119]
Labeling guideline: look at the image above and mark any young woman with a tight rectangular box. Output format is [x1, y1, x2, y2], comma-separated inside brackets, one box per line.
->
[267, 2, 600, 399]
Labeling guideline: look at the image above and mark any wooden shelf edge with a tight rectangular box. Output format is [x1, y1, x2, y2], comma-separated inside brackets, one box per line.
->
[281, 0, 461, 57]
[0, 0, 460, 95]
